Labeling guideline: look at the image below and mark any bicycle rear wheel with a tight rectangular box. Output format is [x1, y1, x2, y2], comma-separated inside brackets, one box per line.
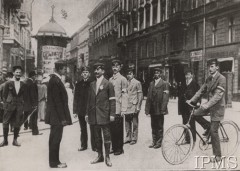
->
[219, 120, 239, 156]
[162, 124, 193, 165]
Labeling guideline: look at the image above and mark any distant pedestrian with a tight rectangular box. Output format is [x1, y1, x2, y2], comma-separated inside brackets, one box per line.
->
[65, 82, 73, 116]
[45, 61, 72, 168]
[0, 66, 26, 147]
[86, 62, 115, 167]
[23, 71, 41, 135]
[109, 59, 128, 155]
[178, 68, 200, 142]
[145, 67, 169, 149]
[73, 66, 96, 152]
[37, 79, 47, 121]
[124, 68, 143, 145]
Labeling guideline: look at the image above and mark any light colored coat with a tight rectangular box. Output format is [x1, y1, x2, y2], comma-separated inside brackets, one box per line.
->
[190, 72, 226, 121]
[126, 78, 143, 114]
[109, 73, 128, 114]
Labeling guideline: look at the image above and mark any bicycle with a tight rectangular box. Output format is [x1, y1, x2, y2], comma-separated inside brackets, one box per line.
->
[161, 102, 240, 165]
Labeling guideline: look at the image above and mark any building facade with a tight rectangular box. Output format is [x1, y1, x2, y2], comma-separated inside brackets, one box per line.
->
[65, 21, 90, 83]
[88, 0, 119, 79]
[0, 0, 34, 74]
[118, 0, 240, 100]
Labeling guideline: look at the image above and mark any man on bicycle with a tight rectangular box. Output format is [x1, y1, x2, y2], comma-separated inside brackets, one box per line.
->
[187, 59, 226, 163]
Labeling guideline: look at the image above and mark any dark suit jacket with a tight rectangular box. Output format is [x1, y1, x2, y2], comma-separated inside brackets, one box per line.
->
[45, 74, 72, 126]
[145, 79, 169, 115]
[23, 78, 38, 112]
[3, 80, 25, 112]
[87, 77, 116, 125]
[73, 79, 91, 116]
[191, 72, 226, 121]
[178, 79, 200, 115]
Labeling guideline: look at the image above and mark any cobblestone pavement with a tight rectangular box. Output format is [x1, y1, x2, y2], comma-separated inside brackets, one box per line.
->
[0, 99, 239, 171]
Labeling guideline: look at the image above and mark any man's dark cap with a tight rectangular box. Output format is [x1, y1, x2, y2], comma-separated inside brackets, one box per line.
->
[126, 68, 135, 74]
[12, 66, 23, 72]
[93, 62, 105, 69]
[28, 71, 37, 78]
[6, 72, 13, 78]
[184, 68, 193, 74]
[154, 67, 163, 73]
[112, 59, 122, 65]
[81, 66, 90, 72]
[208, 59, 219, 66]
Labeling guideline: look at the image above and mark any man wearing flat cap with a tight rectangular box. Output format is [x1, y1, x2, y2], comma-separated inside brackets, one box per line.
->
[86, 62, 116, 167]
[45, 61, 72, 168]
[145, 67, 169, 149]
[73, 66, 96, 152]
[0, 66, 26, 147]
[23, 70, 41, 135]
[124, 68, 143, 145]
[187, 59, 226, 163]
[109, 59, 128, 155]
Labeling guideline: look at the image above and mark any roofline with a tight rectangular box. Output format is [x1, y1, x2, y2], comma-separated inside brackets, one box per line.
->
[88, 0, 105, 18]
[71, 21, 90, 38]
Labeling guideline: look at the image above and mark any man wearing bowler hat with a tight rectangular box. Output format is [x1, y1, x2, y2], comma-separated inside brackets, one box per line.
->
[145, 67, 169, 149]
[187, 59, 226, 163]
[86, 62, 115, 167]
[23, 71, 41, 135]
[0, 66, 26, 147]
[73, 66, 96, 152]
[109, 59, 128, 155]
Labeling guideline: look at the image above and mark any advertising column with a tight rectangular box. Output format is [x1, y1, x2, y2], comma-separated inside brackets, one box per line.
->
[42, 45, 64, 74]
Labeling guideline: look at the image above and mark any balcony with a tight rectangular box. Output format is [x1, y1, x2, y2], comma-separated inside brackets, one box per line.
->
[4, 0, 23, 9]
[116, 10, 129, 24]
[3, 26, 20, 45]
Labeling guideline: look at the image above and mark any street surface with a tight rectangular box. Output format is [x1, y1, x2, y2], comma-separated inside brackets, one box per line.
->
[0, 99, 240, 171]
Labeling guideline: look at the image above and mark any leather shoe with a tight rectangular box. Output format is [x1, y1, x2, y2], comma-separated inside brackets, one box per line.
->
[130, 141, 136, 145]
[114, 150, 124, 155]
[12, 139, 21, 147]
[0, 140, 8, 147]
[78, 147, 87, 151]
[105, 155, 112, 167]
[148, 143, 156, 148]
[124, 140, 131, 144]
[32, 133, 43, 136]
[50, 163, 67, 168]
[154, 144, 161, 149]
[91, 155, 104, 164]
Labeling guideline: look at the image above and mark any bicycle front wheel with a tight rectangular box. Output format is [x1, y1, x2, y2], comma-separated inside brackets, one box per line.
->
[219, 120, 239, 156]
[162, 124, 193, 165]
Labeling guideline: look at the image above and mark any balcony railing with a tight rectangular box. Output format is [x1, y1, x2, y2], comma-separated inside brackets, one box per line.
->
[3, 25, 20, 44]
[4, 0, 22, 9]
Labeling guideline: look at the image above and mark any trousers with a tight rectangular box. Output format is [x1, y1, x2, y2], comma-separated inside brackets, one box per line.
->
[110, 115, 123, 152]
[125, 113, 139, 142]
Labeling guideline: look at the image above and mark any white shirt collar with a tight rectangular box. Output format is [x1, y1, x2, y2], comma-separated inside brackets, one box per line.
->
[96, 75, 104, 82]
[113, 72, 120, 79]
[212, 71, 218, 78]
[54, 72, 61, 80]
[186, 78, 193, 85]
[154, 78, 161, 85]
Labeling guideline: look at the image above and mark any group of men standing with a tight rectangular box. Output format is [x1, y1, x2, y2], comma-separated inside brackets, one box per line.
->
[0, 57, 226, 168]
[73, 59, 144, 167]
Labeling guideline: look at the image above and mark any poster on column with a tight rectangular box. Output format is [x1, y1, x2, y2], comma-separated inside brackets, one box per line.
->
[42, 45, 63, 74]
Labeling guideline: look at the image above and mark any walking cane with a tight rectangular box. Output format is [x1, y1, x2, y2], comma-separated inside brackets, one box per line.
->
[22, 107, 38, 127]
